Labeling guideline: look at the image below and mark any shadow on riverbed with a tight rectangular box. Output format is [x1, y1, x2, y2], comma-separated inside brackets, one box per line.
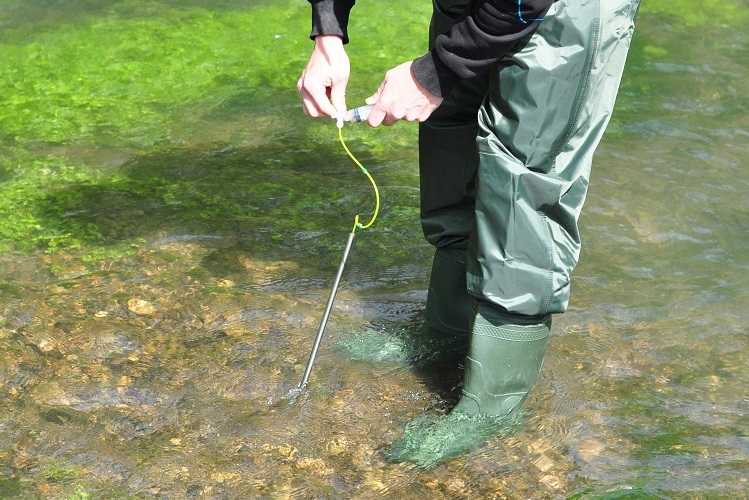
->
[33, 140, 375, 265]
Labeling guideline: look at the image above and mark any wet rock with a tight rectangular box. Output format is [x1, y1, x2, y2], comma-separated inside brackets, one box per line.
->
[34, 337, 65, 359]
[325, 437, 352, 456]
[127, 299, 157, 315]
[50, 387, 170, 413]
[205, 309, 278, 338]
[572, 438, 606, 464]
[181, 328, 228, 348]
[295, 457, 330, 476]
[90, 332, 139, 367]
[69, 452, 132, 482]
[52, 320, 75, 334]
[49, 387, 175, 441]
[4, 358, 44, 395]
[40, 407, 90, 427]
[226, 341, 255, 365]
[105, 413, 173, 440]
[11, 313, 32, 330]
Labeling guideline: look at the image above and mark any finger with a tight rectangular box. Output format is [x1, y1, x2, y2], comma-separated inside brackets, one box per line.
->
[329, 85, 347, 117]
[418, 105, 436, 122]
[365, 92, 379, 106]
[365, 83, 387, 126]
[310, 87, 338, 117]
[300, 84, 337, 118]
[382, 113, 399, 127]
[297, 74, 310, 115]
[299, 82, 324, 117]
[411, 103, 435, 122]
[367, 104, 387, 127]
[301, 95, 321, 118]
[298, 75, 322, 117]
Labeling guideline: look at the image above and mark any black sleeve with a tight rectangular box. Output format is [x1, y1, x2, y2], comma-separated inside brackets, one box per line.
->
[309, 0, 356, 44]
[412, 0, 556, 97]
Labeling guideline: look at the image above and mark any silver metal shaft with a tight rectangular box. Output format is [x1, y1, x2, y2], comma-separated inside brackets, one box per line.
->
[299, 231, 356, 389]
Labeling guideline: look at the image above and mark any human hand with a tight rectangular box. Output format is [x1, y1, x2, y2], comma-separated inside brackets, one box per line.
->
[365, 61, 443, 127]
[297, 35, 350, 119]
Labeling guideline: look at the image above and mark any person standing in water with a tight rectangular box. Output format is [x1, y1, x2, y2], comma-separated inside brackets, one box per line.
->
[298, 0, 640, 466]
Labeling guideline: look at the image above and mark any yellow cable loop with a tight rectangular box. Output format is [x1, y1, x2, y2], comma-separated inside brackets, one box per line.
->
[338, 125, 380, 233]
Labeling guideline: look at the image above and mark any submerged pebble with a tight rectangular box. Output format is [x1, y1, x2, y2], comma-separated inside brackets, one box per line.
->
[127, 299, 157, 315]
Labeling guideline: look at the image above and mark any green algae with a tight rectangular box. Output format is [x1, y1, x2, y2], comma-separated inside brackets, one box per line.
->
[567, 486, 664, 500]
[387, 410, 525, 469]
[0, 0, 745, 261]
[0, 1, 309, 146]
[0, 477, 24, 496]
[0, 0, 431, 262]
[43, 459, 82, 482]
[335, 329, 413, 364]
[639, 0, 749, 28]
[335, 324, 468, 369]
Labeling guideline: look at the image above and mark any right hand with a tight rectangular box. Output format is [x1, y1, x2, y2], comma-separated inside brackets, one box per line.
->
[297, 35, 350, 119]
[365, 61, 443, 127]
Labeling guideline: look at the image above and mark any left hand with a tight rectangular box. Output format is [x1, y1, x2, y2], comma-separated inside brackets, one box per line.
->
[297, 35, 350, 119]
[365, 61, 443, 127]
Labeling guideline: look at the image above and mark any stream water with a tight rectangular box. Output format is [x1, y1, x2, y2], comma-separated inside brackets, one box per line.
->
[0, 1, 747, 498]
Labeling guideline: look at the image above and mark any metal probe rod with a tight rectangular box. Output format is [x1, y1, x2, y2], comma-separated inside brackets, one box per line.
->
[299, 230, 356, 389]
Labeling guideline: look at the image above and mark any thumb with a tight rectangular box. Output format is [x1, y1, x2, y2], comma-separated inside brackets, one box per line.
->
[364, 82, 385, 105]
[365, 89, 381, 106]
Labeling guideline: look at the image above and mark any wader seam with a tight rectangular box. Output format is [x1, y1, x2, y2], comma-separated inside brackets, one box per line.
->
[543, 5, 602, 315]
[551, 8, 602, 167]
[541, 213, 554, 315]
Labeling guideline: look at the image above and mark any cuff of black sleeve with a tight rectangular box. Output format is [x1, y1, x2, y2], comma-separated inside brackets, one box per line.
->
[411, 50, 462, 98]
[310, 1, 352, 44]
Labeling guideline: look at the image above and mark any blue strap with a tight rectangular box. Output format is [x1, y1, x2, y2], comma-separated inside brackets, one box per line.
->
[518, 0, 545, 24]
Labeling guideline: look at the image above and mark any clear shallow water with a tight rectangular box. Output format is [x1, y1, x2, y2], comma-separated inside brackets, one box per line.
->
[1, 1, 747, 498]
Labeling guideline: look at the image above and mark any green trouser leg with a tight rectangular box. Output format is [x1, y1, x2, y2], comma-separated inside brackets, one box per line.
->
[419, 0, 486, 251]
[467, 0, 639, 316]
[421, 0, 639, 317]
[453, 302, 551, 416]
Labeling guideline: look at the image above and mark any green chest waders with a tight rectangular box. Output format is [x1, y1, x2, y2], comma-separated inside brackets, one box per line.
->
[389, 0, 640, 467]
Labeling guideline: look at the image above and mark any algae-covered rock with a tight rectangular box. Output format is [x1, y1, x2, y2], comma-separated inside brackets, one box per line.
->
[335, 329, 412, 364]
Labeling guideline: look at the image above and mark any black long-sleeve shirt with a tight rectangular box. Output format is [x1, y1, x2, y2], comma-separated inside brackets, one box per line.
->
[309, 0, 555, 97]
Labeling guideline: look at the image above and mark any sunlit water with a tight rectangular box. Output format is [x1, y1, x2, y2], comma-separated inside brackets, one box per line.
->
[1, 1, 747, 498]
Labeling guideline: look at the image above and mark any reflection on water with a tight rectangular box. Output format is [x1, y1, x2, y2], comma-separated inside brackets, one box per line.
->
[1, 0, 748, 498]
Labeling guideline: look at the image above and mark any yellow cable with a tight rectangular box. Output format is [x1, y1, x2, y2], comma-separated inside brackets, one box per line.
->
[338, 126, 380, 232]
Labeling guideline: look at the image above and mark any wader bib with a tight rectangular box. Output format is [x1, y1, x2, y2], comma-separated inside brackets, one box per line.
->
[420, 0, 639, 318]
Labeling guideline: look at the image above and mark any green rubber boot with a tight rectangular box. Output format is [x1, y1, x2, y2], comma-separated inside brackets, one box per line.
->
[387, 302, 551, 468]
[336, 247, 470, 365]
[425, 247, 472, 336]
[409, 247, 471, 368]
[452, 303, 550, 416]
